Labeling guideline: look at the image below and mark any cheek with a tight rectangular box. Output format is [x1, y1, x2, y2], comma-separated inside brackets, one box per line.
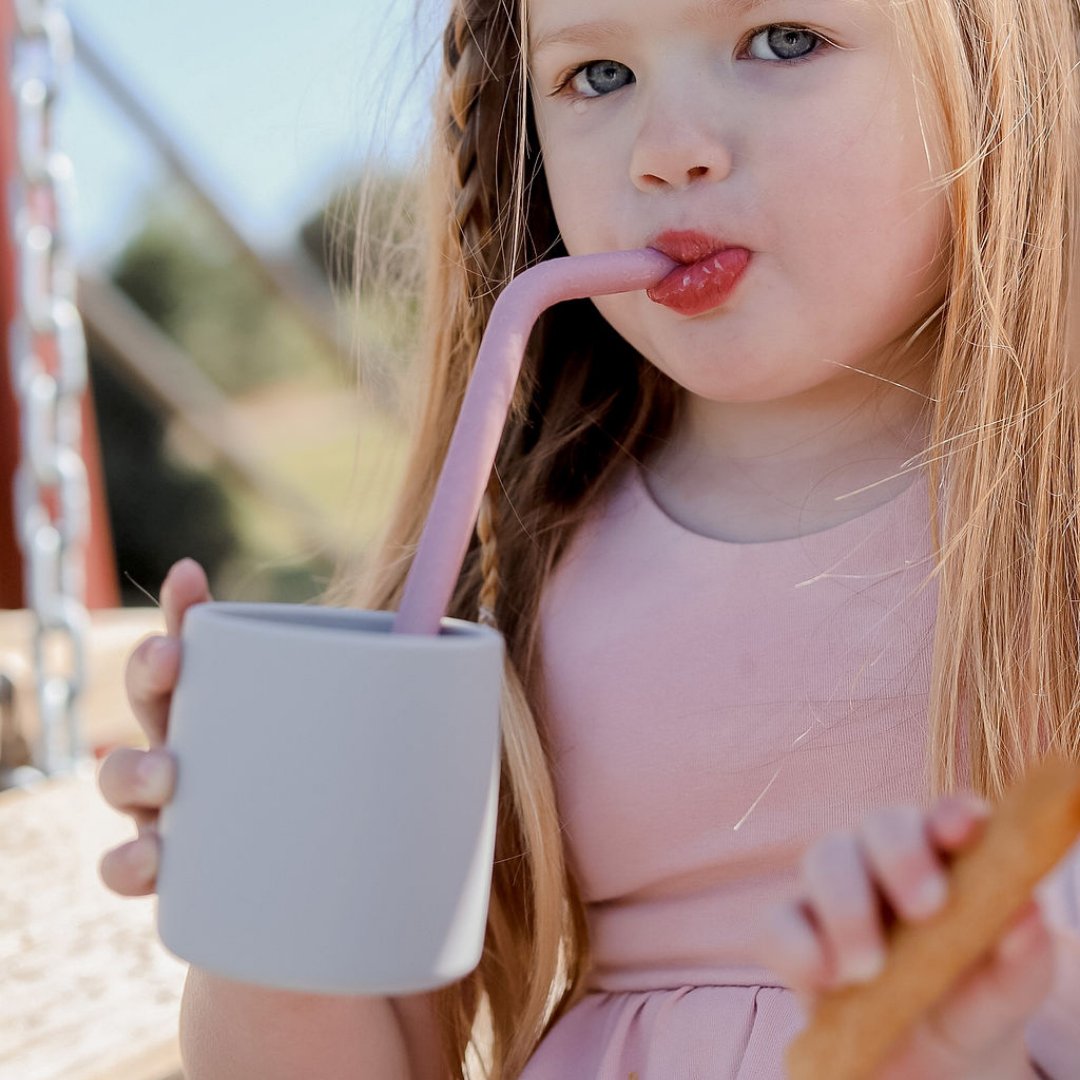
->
[539, 136, 619, 253]
[766, 91, 949, 316]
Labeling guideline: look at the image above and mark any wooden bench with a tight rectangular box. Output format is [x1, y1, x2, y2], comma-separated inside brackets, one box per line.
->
[0, 608, 186, 1080]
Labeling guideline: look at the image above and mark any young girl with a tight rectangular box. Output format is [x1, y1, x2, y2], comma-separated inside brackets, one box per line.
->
[97, 0, 1080, 1076]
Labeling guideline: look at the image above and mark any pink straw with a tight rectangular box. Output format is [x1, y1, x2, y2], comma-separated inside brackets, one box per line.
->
[392, 248, 677, 636]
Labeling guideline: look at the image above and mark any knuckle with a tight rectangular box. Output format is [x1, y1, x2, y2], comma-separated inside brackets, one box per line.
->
[135, 749, 176, 803]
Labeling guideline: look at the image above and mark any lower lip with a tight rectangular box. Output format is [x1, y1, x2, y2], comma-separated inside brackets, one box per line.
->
[646, 247, 752, 316]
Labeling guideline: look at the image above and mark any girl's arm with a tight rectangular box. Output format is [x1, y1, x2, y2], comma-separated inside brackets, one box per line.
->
[179, 967, 447, 1079]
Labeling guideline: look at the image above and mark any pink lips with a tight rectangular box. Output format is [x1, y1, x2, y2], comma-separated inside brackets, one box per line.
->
[647, 229, 752, 316]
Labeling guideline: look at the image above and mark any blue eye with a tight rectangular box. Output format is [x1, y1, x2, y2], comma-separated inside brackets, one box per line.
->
[747, 25, 824, 63]
[565, 60, 635, 99]
[551, 24, 830, 102]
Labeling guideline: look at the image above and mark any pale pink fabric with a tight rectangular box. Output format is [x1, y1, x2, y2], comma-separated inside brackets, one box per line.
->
[518, 460, 1080, 1079]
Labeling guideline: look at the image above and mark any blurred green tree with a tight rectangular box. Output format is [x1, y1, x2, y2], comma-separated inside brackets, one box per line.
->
[111, 193, 324, 395]
[87, 348, 238, 606]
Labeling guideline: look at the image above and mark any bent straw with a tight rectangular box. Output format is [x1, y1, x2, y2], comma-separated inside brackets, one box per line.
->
[786, 754, 1080, 1080]
[393, 248, 677, 636]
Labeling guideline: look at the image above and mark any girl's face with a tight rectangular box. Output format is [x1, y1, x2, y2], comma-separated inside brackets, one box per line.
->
[526, 0, 951, 405]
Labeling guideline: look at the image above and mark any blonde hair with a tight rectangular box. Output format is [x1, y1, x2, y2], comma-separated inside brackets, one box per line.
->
[328, 0, 1080, 1074]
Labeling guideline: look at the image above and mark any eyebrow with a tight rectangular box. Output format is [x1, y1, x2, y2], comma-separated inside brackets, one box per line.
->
[532, 0, 810, 55]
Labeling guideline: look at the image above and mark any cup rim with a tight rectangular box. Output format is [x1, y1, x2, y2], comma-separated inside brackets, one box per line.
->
[185, 601, 503, 645]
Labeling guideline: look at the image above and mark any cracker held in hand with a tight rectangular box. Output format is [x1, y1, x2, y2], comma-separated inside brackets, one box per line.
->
[786, 754, 1080, 1080]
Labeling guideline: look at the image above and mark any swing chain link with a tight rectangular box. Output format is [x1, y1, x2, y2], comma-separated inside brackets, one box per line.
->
[8, 0, 90, 776]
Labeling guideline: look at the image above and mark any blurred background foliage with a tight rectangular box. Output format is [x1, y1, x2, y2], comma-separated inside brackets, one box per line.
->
[89, 165, 423, 606]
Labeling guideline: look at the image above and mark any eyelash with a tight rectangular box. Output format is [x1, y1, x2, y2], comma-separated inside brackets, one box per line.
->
[549, 24, 832, 101]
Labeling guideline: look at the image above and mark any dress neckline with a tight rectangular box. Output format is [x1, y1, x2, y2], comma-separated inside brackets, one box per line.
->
[630, 462, 925, 550]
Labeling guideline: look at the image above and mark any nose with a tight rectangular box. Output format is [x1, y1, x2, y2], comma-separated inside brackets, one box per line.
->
[629, 88, 734, 193]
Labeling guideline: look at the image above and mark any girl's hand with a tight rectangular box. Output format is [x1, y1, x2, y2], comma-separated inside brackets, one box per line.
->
[96, 558, 212, 896]
[759, 796, 1057, 1079]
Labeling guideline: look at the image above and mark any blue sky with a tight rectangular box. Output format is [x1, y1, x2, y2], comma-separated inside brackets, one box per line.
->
[62, 0, 443, 265]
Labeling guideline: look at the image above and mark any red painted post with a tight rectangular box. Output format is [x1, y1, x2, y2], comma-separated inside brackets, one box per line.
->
[0, 0, 119, 610]
[82, 387, 120, 609]
[0, 0, 24, 609]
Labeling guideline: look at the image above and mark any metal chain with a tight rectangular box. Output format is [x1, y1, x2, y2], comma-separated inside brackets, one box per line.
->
[8, 0, 90, 775]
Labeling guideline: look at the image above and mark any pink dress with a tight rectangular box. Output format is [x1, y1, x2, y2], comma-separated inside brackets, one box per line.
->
[518, 461, 1080, 1079]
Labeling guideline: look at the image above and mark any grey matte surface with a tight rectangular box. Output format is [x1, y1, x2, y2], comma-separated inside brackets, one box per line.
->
[156, 603, 504, 994]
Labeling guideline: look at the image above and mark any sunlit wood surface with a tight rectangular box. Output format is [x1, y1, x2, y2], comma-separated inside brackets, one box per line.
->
[1, 608, 185, 1080]
[0, 767, 186, 1080]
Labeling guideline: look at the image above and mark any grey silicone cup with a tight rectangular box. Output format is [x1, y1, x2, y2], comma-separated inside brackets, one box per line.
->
[155, 602, 504, 995]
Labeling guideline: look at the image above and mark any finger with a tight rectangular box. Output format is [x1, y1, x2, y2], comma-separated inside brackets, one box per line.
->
[97, 746, 177, 817]
[995, 900, 1053, 962]
[124, 635, 182, 746]
[920, 900, 1055, 1062]
[803, 832, 887, 985]
[926, 793, 992, 854]
[858, 806, 950, 922]
[98, 829, 160, 898]
[160, 558, 212, 639]
[758, 899, 832, 995]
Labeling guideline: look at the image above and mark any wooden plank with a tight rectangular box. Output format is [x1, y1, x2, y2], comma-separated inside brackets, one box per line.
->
[0, 766, 188, 1080]
[80, 1039, 183, 1080]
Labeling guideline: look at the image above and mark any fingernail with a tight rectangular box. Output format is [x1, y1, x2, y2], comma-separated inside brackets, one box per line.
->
[163, 559, 191, 588]
[845, 948, 887, 983]
[136, 752, 171, 800]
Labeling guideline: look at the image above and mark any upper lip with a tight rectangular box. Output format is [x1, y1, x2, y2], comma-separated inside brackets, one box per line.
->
[647, 229, 745, 265]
